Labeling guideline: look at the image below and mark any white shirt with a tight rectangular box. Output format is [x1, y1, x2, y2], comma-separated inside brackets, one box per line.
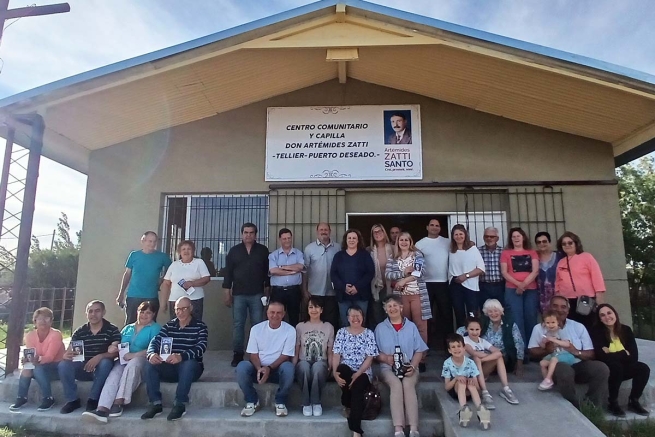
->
[416, 236, 450, 282]
[464, 336, 494, 357]
[164, 258, 210, 301]
[246, 320, 296, 367]
[448, 247, 486, 291]
[527, 318, 593, 351]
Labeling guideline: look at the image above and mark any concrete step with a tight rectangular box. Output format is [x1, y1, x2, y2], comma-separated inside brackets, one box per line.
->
[435, 382, 605, 437]
[0, 402, 444, 437]
[0, 377, 442, 410]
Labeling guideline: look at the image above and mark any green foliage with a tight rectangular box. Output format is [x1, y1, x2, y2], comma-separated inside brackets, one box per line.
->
[617, 157, 655, 290]
[580, 401, 655, 436]
[28, 212, 81, 288]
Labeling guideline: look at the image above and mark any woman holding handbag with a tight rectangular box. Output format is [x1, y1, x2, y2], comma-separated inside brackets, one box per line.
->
[555, 231, 605, 328]
[332, 305, 379, 437]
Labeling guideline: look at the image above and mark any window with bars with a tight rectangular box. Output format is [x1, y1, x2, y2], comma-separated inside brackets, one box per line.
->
[161, 194, 269, 277]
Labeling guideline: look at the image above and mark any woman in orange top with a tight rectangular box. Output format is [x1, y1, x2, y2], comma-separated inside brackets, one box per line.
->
[555, 231, 605, 328]
[10, 307, 65, 412]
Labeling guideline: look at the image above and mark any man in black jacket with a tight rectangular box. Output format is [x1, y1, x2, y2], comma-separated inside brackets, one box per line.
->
[223, 223, 270, 367]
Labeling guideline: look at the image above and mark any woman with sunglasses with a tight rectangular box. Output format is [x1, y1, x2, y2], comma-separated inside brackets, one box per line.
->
[555, 231, 605, 328]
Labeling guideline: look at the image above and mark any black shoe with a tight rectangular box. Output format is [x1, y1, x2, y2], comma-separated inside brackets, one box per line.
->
[141, 404, 163, 420]
[9, 397, 28, 411]
[37, 397, 55, 411]
[60, 398, 81, 414]
[86, 398, 98, 412]
[628, 398, 650, 416]
[231, 352, 243, 367]
[81, 409, 109, 424]
[418, 363, 426, 373]
[167, 404, 186, 421]
[608, 402, 626, 417]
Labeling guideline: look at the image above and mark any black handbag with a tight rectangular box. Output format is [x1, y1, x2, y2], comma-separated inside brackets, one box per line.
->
[362, 380, 382, 420]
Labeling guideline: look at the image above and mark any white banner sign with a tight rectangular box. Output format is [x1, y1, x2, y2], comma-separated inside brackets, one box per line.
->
[265, 105, 422, 181]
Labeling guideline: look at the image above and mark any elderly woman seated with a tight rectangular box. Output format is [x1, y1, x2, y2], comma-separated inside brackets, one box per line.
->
[456, 299, 525, 376]
[375, 295, 427, 437]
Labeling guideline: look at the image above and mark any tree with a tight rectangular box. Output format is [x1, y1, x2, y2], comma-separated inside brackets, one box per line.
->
[28, 212, 81, 288]
[617, 156, 655, 291]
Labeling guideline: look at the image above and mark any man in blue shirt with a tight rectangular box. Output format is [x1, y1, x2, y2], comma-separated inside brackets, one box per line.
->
[116, 231, 172, 325]
[269, 228, 304, 326]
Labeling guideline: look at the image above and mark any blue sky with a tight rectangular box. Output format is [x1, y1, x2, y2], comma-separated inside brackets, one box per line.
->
[1, 0, 654, 247]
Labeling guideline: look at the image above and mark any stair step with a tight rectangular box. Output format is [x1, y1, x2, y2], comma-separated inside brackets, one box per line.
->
[0, 402, 444, 437]
[0, 377, 442, 409]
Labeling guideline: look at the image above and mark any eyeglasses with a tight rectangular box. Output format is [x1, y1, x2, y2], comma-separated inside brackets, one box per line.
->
[536, 239, 549, 244]
[561, 241, 575, 246]
[372, 229, 383, 234]
[175, 306, 191, 312]
[483, 235, 498, 239]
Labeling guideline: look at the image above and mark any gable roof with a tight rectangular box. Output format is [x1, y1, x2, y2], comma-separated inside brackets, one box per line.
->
[1, 0, 654, 172]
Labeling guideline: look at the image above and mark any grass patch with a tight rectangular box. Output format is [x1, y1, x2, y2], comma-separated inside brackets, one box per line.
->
[580, 401, 655, 437]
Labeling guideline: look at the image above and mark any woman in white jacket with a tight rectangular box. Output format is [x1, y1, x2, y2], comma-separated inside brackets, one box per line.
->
[448, 224, 485, 328]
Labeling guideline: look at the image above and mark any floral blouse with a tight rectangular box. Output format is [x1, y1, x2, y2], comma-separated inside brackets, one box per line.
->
[332, 327, 379, 379]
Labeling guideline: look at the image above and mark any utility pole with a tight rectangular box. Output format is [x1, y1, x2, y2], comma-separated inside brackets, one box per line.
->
[0, 1, 70, 375]
[0, 0, 70, 46]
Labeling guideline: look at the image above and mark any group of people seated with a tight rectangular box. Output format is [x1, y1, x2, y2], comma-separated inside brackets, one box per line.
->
[9, 222, 651, 437]
[11, 297, 207, 423]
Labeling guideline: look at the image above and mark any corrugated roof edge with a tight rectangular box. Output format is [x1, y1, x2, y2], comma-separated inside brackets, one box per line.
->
[1, 0, 655, 111]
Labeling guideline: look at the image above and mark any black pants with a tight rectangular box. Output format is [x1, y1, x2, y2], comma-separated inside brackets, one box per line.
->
[271, 286, 302, 326]
[606, 360, 650, 403]
[125, 297, 159, 325]
[168, 298, 203, 322]
[426, 282, 453, 349]
[336, 364, 369, 435]
[566, 298, 596, 330]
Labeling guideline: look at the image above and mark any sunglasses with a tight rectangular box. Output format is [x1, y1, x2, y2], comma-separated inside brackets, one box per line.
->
[536, 239, 549, 244]
[561, 241, 575, 246]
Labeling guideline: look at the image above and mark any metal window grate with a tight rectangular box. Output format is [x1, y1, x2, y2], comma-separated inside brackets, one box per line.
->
[269, 189, 346, 250]
[454, 188, 566, 245]
[161, 194, 269, 274]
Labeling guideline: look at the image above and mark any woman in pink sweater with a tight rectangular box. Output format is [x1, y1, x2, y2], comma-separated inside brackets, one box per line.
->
[9, 307, 65, 412]
[555, 231, 606, 328]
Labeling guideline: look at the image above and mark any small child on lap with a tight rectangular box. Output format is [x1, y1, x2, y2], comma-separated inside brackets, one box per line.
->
[538, 310, 580, 390]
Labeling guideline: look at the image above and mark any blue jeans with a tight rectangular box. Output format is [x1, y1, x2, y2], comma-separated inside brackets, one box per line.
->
[338, 300, 368, 327]
[504, 287, 539, 356]
[236, 360, 294, 405]
[449, 280, 478, 329]
[17, 362, 59, 399]
[478, 281, 505, 310]
[232, 294, 264, 353]
[144, 360, 203, 405]
[57, 358, 114, 402]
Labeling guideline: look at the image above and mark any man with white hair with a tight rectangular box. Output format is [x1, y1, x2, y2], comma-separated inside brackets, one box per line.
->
[478, 227, 504, 310]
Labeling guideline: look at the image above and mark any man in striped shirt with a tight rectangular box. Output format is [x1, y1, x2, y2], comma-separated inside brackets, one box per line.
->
[58, 300, 121, 414]
[141, 296, 208, 421]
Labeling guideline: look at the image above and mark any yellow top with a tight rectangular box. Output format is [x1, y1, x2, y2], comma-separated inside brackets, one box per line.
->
[608, 337, 625, 353]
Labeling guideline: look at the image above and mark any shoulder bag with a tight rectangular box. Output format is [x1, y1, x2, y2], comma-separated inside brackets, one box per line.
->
[567, 256, 596, 316]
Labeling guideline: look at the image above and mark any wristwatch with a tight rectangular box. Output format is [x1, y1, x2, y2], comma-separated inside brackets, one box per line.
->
[465, 273, 470, 279]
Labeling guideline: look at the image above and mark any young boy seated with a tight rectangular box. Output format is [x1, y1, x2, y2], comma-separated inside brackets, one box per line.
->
[442, 333, 491, 429]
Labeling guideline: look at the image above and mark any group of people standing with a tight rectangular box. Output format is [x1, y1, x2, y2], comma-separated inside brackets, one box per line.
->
[9, 222, 651, 436]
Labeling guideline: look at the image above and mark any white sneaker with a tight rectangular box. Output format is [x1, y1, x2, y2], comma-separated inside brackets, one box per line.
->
[275, 403, 288, 417]
[312, 404, 323, 416]
[241, 402, 259, 417]
[303, 405, 312, 416]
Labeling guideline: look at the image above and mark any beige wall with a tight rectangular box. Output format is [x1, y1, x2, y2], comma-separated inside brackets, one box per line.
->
[74, 79, 627, 348]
